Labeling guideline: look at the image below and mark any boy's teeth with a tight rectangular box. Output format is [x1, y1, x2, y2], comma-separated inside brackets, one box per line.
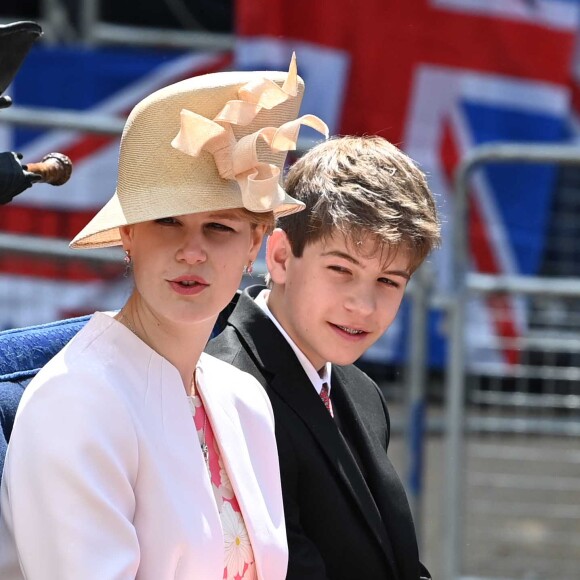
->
[337, 325, 362, 335]
[180, 281, 196, 286]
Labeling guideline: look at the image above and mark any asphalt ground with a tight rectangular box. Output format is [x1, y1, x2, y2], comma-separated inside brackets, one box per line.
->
[387, 409, 580, 580]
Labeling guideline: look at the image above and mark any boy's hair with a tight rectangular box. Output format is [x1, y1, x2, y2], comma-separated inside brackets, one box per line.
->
[279, 135, 441, 273]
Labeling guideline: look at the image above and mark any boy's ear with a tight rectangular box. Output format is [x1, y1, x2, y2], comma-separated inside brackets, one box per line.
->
[266, 228, 291, 285]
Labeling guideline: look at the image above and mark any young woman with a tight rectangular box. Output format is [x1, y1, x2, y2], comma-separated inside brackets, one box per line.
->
[0, 57, 327, 580]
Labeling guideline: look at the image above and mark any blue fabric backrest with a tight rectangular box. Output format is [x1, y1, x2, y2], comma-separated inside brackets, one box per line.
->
[0, 315, 91, 381]
[0, 315, 90, 477]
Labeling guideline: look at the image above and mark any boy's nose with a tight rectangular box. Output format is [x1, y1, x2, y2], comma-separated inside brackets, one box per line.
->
[345, 287, 376, 317]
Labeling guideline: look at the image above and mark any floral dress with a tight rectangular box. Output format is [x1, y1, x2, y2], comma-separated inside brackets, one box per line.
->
[189, 395, 257, 580]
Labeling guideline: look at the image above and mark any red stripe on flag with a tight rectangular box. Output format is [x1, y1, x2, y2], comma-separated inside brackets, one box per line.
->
[63, 134, 113, 163]
[0, 204, 96, 238]
[570, 79, 580, 115]
[238, 0, 574, 140]
[0, 205, 123, 281]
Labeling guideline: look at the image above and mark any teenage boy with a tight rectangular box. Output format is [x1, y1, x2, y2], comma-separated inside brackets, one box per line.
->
[206, 135, 440, 580]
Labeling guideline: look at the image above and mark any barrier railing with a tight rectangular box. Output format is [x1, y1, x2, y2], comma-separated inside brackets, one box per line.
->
[444, 142, 580, 580]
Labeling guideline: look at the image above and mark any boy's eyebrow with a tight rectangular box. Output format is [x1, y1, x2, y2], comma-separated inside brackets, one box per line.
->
[321, 250, 411, 280]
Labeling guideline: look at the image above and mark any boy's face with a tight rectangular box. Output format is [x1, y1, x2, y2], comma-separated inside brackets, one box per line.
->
[266, 230, 411, 371]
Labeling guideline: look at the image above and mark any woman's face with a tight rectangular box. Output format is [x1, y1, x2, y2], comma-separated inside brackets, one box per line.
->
[119, 210, 265, 328]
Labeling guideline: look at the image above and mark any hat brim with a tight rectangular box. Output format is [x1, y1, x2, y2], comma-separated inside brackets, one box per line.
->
[70, 66, 312, 250]
[70, 190, 304, 249]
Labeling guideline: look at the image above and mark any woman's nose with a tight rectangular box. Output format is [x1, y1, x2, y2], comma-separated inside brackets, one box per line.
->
[176, 231, 207, 264]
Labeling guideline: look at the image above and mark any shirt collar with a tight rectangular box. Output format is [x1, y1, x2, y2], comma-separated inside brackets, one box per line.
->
[255, 289, 332, 395]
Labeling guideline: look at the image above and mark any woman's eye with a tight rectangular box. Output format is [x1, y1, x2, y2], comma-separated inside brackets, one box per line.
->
[207, 222, 234, 232]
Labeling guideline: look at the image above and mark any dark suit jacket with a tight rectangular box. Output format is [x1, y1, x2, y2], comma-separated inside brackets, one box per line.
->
[206, 286, 429, 580]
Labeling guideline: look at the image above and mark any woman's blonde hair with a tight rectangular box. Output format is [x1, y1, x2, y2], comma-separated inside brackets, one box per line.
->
[228, 208, 275, 234]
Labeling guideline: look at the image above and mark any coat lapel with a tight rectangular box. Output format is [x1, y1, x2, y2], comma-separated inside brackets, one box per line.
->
[195, 359, 281, 580]
[229, 287, 399, 577]
[333, 367, 421, 580]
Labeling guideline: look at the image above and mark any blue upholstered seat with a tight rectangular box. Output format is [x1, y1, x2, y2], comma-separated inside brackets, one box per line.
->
[0, 315, 90, 476]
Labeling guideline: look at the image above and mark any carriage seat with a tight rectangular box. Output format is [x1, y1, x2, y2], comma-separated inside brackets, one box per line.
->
[0, 315, 90, 476]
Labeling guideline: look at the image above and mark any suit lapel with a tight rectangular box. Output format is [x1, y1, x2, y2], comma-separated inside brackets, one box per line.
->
[270, 371, 399, 573]
[229, 287, 399, 577]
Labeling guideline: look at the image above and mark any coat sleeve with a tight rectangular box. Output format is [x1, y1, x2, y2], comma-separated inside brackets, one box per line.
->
[0, 372, 140, 579]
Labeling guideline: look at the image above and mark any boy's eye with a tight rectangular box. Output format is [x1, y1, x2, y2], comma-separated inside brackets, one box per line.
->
[328, 265, 351, 274]
[378, 277, 400, 288]
[155, 217, 179, 225]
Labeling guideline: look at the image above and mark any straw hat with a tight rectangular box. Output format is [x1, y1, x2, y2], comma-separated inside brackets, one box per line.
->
[71, 55, 328, 249]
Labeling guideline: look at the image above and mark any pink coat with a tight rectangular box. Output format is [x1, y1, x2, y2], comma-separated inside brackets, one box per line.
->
[0, 312, 287, 579]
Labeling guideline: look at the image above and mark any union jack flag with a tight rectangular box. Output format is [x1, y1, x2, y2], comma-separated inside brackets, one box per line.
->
[237, 0, 580, 368]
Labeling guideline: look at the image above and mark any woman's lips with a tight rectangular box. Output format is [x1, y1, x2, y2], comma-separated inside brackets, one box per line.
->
[168, 276, 209, 296]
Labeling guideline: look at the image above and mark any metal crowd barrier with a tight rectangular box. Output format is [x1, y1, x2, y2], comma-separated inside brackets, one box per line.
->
[444, 143, 580, 580]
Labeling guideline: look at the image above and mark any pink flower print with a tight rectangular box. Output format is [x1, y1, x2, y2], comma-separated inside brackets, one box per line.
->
[218, 456, 235, 501]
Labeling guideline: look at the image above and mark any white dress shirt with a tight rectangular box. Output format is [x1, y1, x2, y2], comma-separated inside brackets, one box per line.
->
[254, 289, 332, 396]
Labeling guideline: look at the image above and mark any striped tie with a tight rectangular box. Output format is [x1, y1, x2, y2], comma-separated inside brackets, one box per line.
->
[320, 383, 334, 418]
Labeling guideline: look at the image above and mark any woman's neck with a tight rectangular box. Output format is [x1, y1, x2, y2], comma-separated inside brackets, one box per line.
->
[116, 296, 215, 395]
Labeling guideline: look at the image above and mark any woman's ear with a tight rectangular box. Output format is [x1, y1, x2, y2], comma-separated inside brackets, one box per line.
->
[248, 224, 267, 263]
[266, 228, 291, 285]
[119, 225, 134, 249]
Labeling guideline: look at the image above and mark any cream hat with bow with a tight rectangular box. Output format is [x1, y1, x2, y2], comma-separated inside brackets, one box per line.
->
[70, 55, 328, 249]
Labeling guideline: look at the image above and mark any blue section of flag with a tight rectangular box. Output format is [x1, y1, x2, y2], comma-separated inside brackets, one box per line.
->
[11, 45, 184, 147]
[462, 101, 567, 275]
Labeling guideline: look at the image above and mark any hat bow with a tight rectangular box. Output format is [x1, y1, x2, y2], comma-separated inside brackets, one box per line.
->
[171, 54, 329, 213]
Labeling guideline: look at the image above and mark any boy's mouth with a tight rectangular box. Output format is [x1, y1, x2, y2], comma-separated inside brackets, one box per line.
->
[334, 324, 366, 336]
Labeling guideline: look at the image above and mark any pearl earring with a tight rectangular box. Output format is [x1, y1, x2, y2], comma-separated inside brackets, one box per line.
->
[243, 260, 254, 275]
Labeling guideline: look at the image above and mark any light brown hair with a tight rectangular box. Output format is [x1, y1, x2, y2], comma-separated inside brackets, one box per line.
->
[280, 135, 440, 273]
[228, 208, 275, 234]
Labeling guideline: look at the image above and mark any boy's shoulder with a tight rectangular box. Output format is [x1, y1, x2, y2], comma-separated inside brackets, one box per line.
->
[333, 364, 390, 429]
[333, 362, 377, 388]
[333, 363, 387, 405]
[206, 324, 241, 361]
